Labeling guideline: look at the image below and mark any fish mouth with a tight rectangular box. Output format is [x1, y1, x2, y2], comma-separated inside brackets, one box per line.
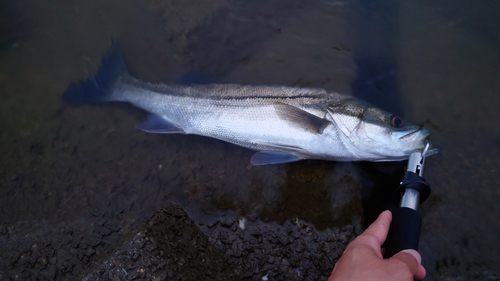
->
[398, 127, 439, 156]
[398, 127, 430, 141]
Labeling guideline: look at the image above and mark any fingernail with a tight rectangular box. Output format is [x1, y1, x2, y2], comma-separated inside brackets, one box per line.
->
[402, 249, 422, 264]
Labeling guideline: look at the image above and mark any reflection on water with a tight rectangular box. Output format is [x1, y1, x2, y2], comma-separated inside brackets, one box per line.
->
[0, 0, 499, 280]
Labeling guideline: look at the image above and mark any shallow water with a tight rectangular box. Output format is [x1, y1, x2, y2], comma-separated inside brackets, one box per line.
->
[0, 0, 499, 280]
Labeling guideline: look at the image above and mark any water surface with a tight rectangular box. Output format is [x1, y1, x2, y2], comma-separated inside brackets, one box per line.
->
[0, 0, 499, 280]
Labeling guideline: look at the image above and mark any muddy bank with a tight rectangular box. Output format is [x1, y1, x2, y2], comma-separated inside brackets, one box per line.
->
[0, 203, 356, 281]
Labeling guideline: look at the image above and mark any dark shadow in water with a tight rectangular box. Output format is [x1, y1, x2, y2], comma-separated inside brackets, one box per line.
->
[356, 161, 406, 228]
[349, 0, 402, 115]
[349, 0, 406, 227]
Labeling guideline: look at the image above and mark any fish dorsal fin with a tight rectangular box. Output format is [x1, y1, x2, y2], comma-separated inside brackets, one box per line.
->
[274, 103, 330, 134]
[137, 114, 185, 134]
[250, 151, 302, 165]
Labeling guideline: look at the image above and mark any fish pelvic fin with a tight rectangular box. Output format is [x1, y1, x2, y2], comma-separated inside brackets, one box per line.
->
[137, 114, 185, 134]
[63, 42, 126, 105]
[250, 151, 302, 165]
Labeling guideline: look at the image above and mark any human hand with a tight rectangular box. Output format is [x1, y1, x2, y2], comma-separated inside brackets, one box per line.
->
[328, 210, 426, 281]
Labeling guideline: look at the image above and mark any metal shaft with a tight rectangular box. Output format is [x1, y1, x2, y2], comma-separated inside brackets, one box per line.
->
[400, 188, 420, 211]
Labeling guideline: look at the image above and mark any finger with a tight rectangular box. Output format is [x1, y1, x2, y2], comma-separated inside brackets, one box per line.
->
[415, 265, 427, 280]
[404, 248, 426, 280]
[394, 250, 426, 279]
[391, 249, 421, 275]
[362, 210, 392, 246]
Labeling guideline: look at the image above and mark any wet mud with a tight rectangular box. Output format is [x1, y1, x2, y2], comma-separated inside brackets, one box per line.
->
[200, 216, 354, 281]
[0, 213, 123, 280]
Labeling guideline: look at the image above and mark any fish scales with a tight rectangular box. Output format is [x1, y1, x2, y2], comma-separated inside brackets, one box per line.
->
[114, 78, 349, 158]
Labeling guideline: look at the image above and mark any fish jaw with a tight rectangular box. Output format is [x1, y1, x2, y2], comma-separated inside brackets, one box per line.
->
[368, 127, 437, 161]
[388, 127, 436, 158]
[396, 127, 439, 158]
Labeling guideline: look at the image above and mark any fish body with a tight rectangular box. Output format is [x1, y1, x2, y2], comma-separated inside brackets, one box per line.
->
[64, 45, 437, 164]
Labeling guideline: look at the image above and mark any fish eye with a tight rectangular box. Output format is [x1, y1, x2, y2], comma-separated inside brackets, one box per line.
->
[389, 115, 404, 128]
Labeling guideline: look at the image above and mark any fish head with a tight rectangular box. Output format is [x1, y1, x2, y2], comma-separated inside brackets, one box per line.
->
[327, 98, 437, 161]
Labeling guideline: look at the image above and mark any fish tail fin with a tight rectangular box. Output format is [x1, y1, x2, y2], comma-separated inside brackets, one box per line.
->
[63, 43, 126, 105]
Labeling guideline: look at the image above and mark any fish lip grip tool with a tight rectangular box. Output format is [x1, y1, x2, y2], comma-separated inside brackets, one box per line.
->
[383, 142, 432, 258]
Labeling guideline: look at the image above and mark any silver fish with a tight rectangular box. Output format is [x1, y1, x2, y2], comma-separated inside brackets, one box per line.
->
[64, 46, 437, 165]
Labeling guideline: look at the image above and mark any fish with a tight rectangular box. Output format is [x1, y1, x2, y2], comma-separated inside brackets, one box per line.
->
[64, 45, 437, 165]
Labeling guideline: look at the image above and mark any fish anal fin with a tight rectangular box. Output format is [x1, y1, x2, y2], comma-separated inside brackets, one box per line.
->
[137, 114, 185, 134]
[274, 103, 330, 134]
[250, 151, 301, 165]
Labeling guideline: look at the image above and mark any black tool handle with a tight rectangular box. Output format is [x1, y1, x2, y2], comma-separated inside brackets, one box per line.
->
[383, 207, 422, 258]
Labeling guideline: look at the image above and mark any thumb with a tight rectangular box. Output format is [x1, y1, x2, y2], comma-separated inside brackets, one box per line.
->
[391, 249, 426, 279]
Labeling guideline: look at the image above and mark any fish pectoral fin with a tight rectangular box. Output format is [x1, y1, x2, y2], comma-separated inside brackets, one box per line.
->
[250, 151, 302, 165]
[137, 114, 185, 134]
[274, 103, 330, 134]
